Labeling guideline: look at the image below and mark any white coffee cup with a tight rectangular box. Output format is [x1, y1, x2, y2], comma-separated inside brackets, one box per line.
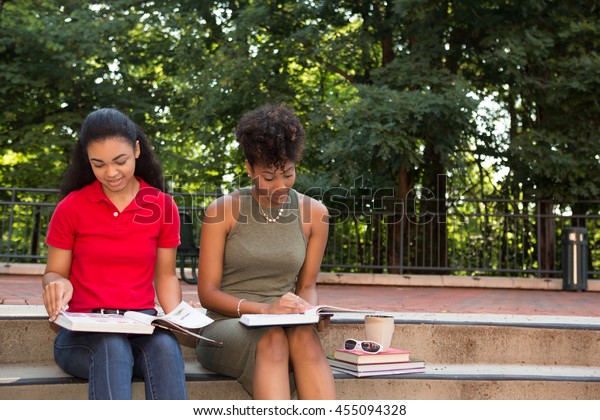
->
[364, 314, 395, 351]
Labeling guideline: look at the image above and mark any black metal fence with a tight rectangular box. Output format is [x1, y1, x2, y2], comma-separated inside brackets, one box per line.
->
[322, 198, 599, 279]
[1, 187, 598, 279]
[1, 188, 58, 262]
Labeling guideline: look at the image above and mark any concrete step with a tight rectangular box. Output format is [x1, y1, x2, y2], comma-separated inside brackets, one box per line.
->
[2, 362, 600, 400]
[2, 306, 600, 399]
[2, 306, 600, 366]
[0, 362, 600, 400]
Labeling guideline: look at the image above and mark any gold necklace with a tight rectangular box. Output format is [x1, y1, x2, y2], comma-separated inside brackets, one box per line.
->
[258, 203, 284, 223]
[251, 187, 285, 223]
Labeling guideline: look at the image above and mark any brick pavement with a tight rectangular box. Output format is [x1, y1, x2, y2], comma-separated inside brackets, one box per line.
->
[3, 274, 600, 317]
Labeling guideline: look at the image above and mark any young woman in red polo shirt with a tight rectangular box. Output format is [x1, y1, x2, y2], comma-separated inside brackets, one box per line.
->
[42, 108, 187, 399]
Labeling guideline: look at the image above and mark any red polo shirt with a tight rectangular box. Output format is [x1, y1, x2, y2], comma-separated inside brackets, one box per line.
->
[46, 178, 180, 313]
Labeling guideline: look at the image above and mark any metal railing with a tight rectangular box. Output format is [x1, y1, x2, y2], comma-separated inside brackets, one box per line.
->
[1, 188, 59, 262]
[322, 198, 599, 279]
[1, 188, 598, 279]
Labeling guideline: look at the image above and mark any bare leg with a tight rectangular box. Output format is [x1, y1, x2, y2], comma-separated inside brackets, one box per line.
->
[253, 327, 291, 399]
[287, 325, 336, 399]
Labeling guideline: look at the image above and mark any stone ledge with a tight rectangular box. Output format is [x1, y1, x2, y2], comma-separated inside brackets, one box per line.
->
[4, 305, 600, 330]
[3, 263, 598, 291]
[0, 263, 46, 276]
[2, 362, 599, 390]
[0, 362, 232, 386]
[317, 272, 600, 291]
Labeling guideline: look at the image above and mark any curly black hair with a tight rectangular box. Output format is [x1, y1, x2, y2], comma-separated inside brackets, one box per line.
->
[236, 103, 305, 170]
[59, 108, 165, 197]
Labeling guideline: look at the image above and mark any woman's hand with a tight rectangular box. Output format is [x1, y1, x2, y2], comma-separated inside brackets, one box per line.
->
[265, 292, 311, 314]
[43, 278, 73, 321]
[43, 247, 74, 321]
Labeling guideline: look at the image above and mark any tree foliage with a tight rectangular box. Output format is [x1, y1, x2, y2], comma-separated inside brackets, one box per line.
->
[1, 0, 598, 203]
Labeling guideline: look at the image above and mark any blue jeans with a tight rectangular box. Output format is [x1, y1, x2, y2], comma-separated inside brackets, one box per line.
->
[54, 325, 187, 400]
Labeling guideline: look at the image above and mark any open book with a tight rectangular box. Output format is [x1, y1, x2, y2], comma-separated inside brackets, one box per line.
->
[239, 304, 370, 327]
[54, 301, 221, 345]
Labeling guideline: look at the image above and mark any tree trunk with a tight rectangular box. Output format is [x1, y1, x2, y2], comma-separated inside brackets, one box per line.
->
[537, 200, 556, 277]
[387, 166, 413, 274]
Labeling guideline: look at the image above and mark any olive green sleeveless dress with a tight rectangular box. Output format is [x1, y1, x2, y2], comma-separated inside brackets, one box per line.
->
[196, 187, 307, 396]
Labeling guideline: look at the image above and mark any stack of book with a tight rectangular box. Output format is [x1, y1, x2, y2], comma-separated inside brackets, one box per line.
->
[328, 346, 425, 377]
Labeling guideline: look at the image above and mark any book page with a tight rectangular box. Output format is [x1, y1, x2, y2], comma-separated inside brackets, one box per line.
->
[152, 320, 223, 345]
[159, 301, 213, 329]
[303, 304, 374, 315]
[123, 310, 157, 326]
[124, 301, 213, 329]
[59, 312, 142, 325]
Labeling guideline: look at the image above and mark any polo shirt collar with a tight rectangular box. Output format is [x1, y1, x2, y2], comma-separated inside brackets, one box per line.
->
[84, 177, 160, 204]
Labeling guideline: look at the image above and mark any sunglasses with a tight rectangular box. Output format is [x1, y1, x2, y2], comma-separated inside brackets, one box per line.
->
[344, 339, 382, 354]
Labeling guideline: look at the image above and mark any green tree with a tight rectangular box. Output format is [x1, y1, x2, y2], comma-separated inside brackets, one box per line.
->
[454, 0, 600, 273]
[0, 1, 205, 190]
[2, 1, 598, 274]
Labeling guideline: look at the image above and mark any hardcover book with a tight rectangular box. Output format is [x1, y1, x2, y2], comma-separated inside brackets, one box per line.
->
[239, 304, 370, 327]
[330, 365, 425, 377]
[332, 347, 411, 364]
[327, 356, 425, 372]
[54, 311, 154, 334]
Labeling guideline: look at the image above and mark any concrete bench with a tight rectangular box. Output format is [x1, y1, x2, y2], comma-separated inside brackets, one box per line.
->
[2, 306, 600, 399]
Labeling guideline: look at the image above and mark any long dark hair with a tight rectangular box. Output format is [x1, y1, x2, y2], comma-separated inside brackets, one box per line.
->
[60, 108, 165, 197]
